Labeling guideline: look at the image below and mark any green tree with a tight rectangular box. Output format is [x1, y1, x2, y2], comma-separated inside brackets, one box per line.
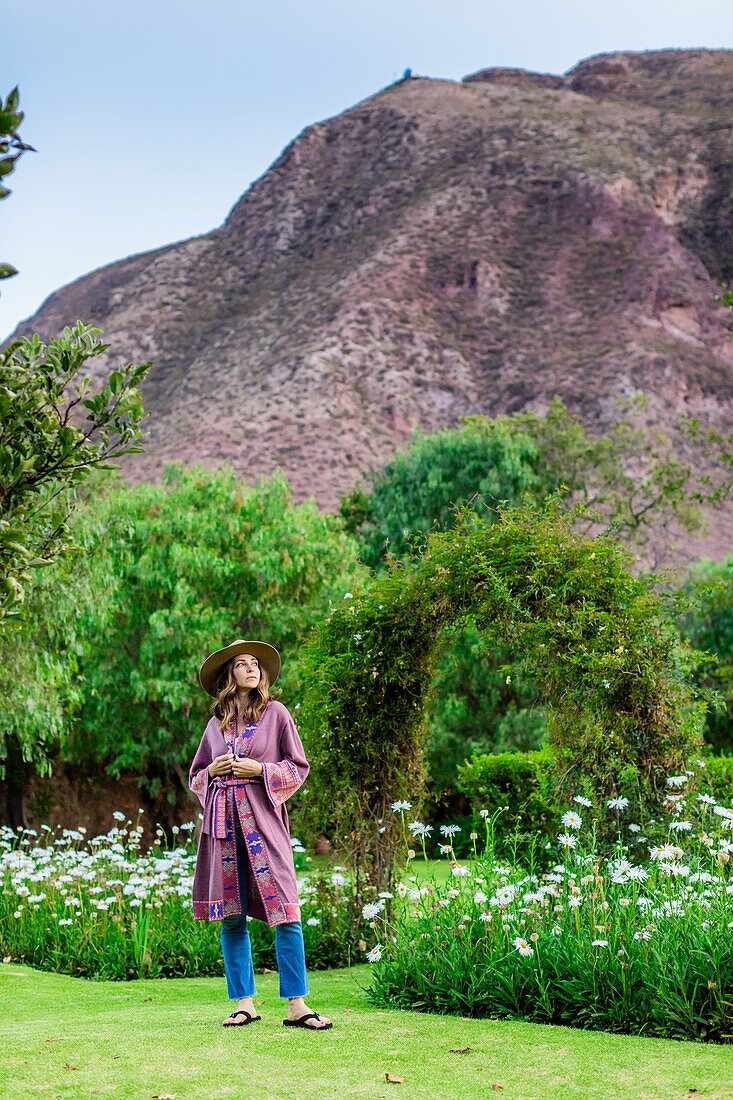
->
[0, 325, 148, 626]
[0, 85, 34, 286]
[340, 418, 540, 569]
[0, 526, 103, 826]
[63, 465, 363, 805]
[345, 397, 729, 573]
[502, 396, 727, 564]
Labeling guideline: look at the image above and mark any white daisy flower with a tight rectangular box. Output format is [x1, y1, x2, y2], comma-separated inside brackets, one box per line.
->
[361, 900, 385, 920]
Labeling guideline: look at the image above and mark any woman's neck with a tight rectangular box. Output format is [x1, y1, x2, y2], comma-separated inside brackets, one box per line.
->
[235, 689, 252, 713]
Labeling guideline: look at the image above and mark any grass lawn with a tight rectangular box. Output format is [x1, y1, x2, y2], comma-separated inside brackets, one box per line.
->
[1, 963, 732, 1100]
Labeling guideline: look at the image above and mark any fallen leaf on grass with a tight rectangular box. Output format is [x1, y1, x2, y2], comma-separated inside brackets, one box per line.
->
[449, 1047, 473, 1054]
[143, 997, 152, 1003]
[385, 1074, 405, 1084]
[64, 1063, 78, 1071]
[44, 1038, 60, 1043]
[491, 1085, 503, 1092]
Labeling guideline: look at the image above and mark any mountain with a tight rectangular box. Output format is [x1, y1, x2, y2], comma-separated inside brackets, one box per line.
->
[11, 48, 733, 556]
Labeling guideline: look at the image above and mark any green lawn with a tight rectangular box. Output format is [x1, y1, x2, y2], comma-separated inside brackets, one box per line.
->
[1, 963, 732, 1100]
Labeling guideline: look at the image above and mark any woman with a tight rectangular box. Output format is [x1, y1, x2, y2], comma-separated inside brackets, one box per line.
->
[189, 638, 332, 1030]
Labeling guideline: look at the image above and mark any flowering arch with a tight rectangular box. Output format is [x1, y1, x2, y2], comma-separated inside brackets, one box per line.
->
[298, 506, 701, 883]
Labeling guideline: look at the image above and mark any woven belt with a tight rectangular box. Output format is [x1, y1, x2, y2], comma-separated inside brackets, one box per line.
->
[212, 775, 262, 839]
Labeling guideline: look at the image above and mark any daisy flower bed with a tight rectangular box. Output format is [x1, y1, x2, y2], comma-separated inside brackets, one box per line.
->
[0, 813, 366, 979]
[365, 793, 733, 1042]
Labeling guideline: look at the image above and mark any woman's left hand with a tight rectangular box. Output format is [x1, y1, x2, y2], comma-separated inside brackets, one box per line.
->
[231, 756, 264, 779]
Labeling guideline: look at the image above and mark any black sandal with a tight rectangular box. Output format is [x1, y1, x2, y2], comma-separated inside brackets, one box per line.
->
[223, 1010, 261, 1026]
[283, 1012, 333, 1030]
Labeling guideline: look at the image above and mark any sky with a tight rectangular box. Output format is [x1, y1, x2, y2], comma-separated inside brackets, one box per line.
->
[2, 0, 732, 339]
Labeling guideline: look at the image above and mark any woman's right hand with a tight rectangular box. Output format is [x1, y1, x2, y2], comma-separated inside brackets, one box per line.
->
[208, 751, 234, 778]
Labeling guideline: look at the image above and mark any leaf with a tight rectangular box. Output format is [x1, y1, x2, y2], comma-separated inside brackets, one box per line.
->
[491, 1086, 503, 1091]
[449, 1047, 473, 1053]
[385, 1075, 404, 1084]
[64, 1062, 78, 1070]
[0, 263, 18, 279]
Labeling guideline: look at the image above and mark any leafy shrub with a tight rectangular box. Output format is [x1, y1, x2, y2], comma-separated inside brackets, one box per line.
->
[456, 748, 557, 861]
[299, 502, 704, 884]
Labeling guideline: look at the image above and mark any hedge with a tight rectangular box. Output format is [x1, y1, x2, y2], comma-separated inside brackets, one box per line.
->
[457, 749, 733, 861]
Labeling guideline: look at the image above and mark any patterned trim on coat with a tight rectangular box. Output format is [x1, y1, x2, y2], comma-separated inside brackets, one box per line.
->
[234, 788, 293, 924]
[262, 759, 303, 806]
[190, 768, 208, 808]
[193, 898, 225, 920]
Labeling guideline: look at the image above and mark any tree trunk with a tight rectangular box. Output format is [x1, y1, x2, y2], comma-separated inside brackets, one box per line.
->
[4, 737, 28, 829]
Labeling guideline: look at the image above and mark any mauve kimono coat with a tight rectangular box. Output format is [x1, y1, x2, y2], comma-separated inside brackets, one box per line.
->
[188, 700, 308, 927]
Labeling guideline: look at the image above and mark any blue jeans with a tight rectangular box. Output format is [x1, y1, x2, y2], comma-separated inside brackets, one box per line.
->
[220, 816, 309, 1001]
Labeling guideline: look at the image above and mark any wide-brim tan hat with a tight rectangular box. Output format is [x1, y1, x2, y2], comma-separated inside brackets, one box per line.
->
[199, 639, 281, 697]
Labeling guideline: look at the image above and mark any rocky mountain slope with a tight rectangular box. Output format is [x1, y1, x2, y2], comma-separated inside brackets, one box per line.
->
[11, 49, 733, 556]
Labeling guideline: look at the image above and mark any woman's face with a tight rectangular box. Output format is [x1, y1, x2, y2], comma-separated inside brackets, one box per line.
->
[232, 653, 261, 691]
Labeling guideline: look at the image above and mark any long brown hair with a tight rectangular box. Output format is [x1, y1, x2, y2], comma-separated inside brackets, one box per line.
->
[213, 656, 279, 731]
